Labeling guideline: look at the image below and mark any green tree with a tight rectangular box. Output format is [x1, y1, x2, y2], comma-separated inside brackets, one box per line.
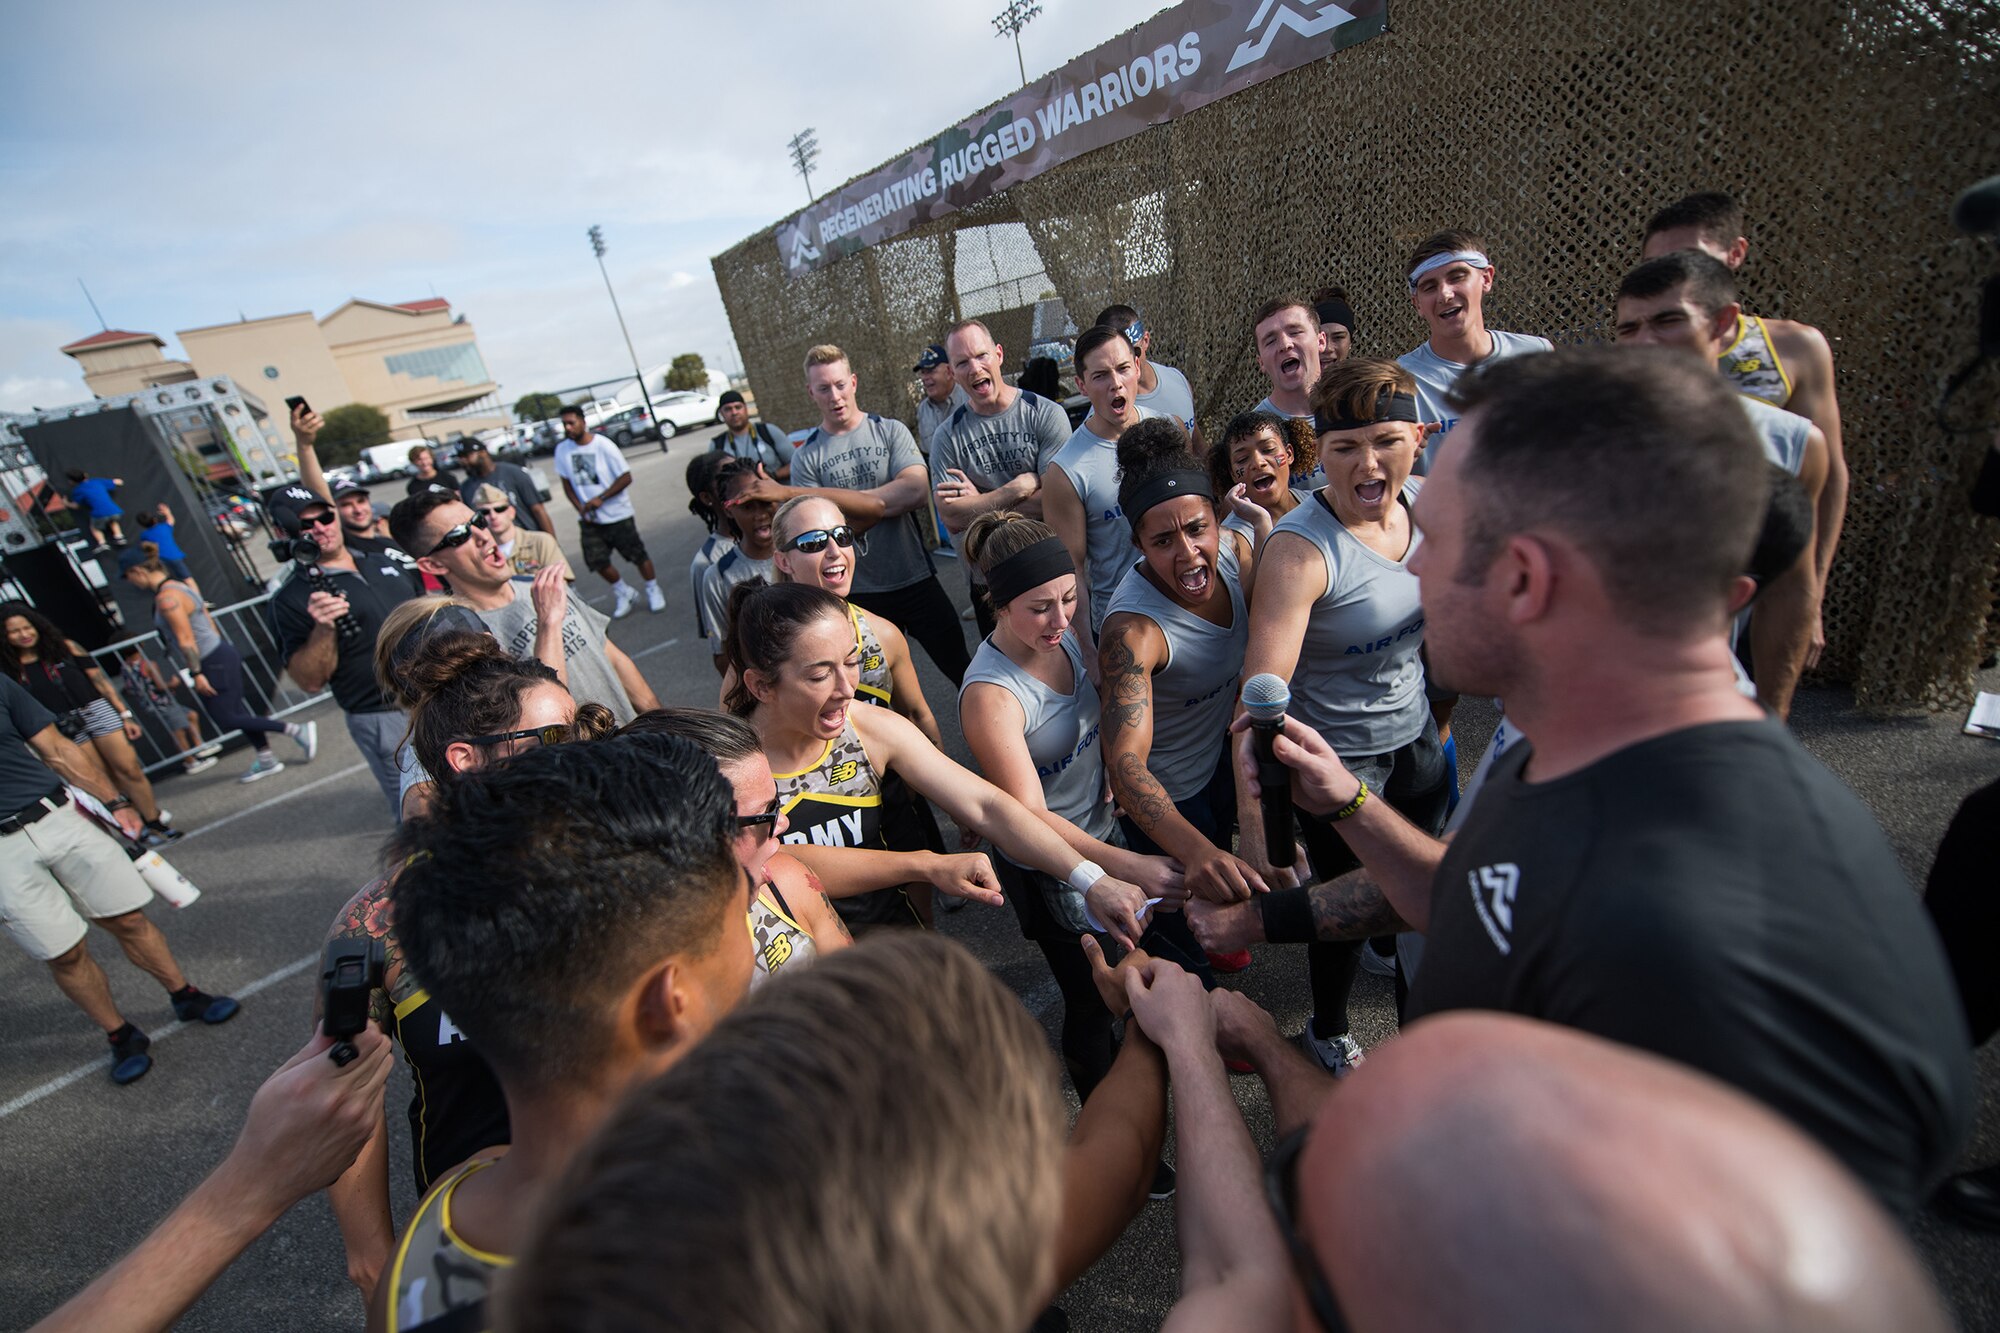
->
[514, 390, 564, 422]
[314, 403, 390, 468]
[664, 354, 708, 393]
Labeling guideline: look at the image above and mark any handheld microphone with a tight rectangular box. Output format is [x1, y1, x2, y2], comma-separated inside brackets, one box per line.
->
[1241, 673, 1296, 868]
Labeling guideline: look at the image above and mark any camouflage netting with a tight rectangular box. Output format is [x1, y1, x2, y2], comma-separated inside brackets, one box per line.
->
[714, 0, 2000, 711]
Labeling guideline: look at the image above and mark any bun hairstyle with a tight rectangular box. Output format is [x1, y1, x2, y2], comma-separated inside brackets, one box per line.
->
[401, 632, 610, 783]
[1209, 410, 1317, 498]
[963, 511, 1063, 612]
[722, 580, 850, 717]
[1114, 417, 1207, 524]
[686, 451, 729, 531]
[126, 541, 170, 579]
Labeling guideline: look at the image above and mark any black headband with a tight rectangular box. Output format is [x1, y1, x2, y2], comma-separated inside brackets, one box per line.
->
[986, 537, 1076, 606]
[1315, 297, 1356, 334]
[1126, 470, 1213, 525]
[1315, 390, 1422, 435]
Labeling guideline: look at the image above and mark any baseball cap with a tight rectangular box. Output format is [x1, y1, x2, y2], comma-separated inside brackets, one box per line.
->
[114, 546, 152, 573]
[718, 390, 746, 408]
[266, 484, 333, 535]
[913, 344, 948, 372]
[470, 483, 509, 508]
[331, 477, 369, 500]
[454, 437, 489, 458]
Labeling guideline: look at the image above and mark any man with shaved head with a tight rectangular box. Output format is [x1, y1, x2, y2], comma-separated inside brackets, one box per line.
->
[1272, 1010, 1955, 1333]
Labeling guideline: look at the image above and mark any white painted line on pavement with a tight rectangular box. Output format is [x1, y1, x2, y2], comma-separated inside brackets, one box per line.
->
[0, 952, 319, 1121]
[174, 762, 369, 843]
[629, 637, 680, 659]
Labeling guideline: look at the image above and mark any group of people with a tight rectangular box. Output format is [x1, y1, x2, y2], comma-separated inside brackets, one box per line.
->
[15, 189, 1991, 1332]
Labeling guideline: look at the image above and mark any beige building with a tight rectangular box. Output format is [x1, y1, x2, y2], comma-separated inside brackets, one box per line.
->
[60, 297, 506, 447]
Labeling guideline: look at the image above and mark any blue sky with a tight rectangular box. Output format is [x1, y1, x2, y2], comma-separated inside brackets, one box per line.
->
[0, 0, 1166, 413]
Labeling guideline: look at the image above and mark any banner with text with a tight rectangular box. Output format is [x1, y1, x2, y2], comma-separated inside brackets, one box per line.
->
[774, 0, 1386, 277]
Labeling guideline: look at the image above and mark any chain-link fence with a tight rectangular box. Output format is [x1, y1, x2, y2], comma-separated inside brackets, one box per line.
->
[714, 0, 2000, 710]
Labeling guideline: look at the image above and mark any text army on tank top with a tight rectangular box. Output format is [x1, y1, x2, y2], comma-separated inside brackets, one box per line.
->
[848, 604, 893, 707]
[1720, 314, 1793, 406]
[771, 719, 917, 929]
[1102, 537, 1248, 801]
[386, 1156, 508, 1333]
[749, 876, 819, 987]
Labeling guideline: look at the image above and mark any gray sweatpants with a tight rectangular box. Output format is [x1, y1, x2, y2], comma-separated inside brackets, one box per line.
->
[344, 709, 407, 821]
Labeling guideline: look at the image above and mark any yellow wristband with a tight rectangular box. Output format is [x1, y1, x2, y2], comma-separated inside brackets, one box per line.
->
[1331, 778, 1369, 822]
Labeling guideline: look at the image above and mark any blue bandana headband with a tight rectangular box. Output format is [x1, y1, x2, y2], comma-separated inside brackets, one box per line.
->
[1406, 250, 1491, 293]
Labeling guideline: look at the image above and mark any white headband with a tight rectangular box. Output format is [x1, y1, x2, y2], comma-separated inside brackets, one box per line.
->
[1407, 249, 1491, 292]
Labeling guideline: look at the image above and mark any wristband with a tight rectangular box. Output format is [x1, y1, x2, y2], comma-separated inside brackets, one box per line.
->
[106, 796, 133, 812]
[118, 710, 134, 720]
[1066, 859, 1106, 895]
[179, 670, 195, 687]
[1258, 887, 1317, 944]
[1331, 778, 1369, 822]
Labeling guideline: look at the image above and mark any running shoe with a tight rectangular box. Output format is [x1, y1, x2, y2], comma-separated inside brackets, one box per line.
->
[1358, 941, 1398, 978]
[154, 808, 171, 826]
[138, 824, 183, 849]
[1208, 947, 1252, 973]
[646, 583, 667, 613]
[194, 742, 223, 758]
[170, 986, 241, 1025]
[109, 1025, 152, 1085]
[1148, 1161, 1177, 1201]
[182, 755, 218, 775]
[294, 719, 318, 762]
[240, 755, 285, 784]
[1300, 1025, 1367, 1078]
[611, 583, 638, 619]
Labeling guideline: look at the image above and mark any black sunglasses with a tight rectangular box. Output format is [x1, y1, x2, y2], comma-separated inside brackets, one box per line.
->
[477, 503, 512, 516]
[425, 511, 491, 556]
[736, 799, 782, 831]
[299, 510, 339, 528]
[780, 525, 858, 554]
[463, 723, 568, 749]
[1265, 1126, 1350, 1332]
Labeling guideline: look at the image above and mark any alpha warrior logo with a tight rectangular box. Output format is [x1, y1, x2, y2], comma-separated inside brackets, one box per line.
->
[1225, 0, 1361, 73]
[1467, 862, 1520, 956]
[786, 229, 822, 271]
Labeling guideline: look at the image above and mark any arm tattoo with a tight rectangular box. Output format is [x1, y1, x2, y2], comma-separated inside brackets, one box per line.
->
[797, 863, 854, 944]
[1306, 869, 1409, 941]
[1097, 625, 1150, 735]
[1113, 750, 1173, 832]
[326, 879, 404, 1027]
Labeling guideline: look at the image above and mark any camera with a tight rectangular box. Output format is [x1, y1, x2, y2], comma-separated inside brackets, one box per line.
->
[272, 532, 365, 645]
[320, 938, 386, 1066]
[268, 533, 322, 565]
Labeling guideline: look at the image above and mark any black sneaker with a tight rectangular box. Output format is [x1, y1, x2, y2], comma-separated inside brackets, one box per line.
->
[109, 1025, 152, 1085]
[1148, 1161, 1177, 1201]
[139, 824, 183, 849]
[170, 987, 241, 1025]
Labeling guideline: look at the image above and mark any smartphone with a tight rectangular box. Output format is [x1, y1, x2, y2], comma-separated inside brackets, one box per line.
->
[285, 395, 311, 415]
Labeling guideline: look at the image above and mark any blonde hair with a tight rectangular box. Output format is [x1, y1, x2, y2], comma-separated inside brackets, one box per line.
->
[770, 495, 846, 583]
[373, 594, 479, 709]
[803, 344, 850, 376]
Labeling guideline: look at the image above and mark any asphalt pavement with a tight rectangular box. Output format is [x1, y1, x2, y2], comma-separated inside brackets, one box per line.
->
[2, 442, 1995, 1331]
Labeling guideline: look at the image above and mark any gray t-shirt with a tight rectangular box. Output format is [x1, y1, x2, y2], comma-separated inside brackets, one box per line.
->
[1397, 331, 1552, 476]
[791, 414, 933, 595]
[700, 547, 775, 652]
[929, 390, 1072, 583]
[1740, 397, 1812, 477]
[916, 386, 969, 457]
[0, 676, 62, 814]
[1138, 362, 1197, 435]
[1268, 483, 1428, 755]
[959, 632, 1116, 862]
[690, 532, 736, 639]
[458, 461, 544, 531]
[1045, 406, 1158, 634]
[1101, 539, 1247, 801]
[476, 580, 635, 723]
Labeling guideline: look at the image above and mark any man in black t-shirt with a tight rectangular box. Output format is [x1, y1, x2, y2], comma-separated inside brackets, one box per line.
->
[454, 437, 553, 533]
[267, 485, 423, 817]
[1213, 348, 1971, 1215]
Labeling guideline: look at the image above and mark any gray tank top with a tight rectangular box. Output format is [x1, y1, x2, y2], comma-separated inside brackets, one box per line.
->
[959, 631, 1115, 859]
[1222, 489, 1310, 539]
[1102, 539, 1247, 801]
[1740, 397, 1811, 477]
[153, 581, 221, 668]
[1047, 408, 1157, 633]
[1269, 483, 1428, 755]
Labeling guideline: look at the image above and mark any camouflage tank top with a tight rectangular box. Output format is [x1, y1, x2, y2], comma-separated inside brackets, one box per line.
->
[749, 878, 819, 987]
[1719, 313, 1792, 406]
[849, 603, 893, 707]
[387, 1156, 507, 1332]
[772, 719, 917, 930]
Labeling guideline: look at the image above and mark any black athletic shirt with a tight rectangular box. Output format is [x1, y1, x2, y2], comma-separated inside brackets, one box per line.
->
[1406, 717, 1973, 1215]
[393, 986, 509, 1195]
[269, 543, 422, 714]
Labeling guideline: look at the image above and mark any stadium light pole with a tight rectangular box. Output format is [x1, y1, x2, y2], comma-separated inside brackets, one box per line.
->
[992, 0, 1041, 85]
[788, 128, 821, 204]
[586, 225, 658, 441]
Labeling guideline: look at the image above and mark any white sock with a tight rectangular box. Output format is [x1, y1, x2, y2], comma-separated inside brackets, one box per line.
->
[644, 579, 660, 593]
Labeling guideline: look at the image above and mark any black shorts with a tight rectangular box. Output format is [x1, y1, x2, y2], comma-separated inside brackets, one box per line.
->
[579, 516, 648, 571]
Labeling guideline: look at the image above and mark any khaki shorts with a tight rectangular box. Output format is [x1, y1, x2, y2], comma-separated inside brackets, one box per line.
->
[0, 802, 153, 961]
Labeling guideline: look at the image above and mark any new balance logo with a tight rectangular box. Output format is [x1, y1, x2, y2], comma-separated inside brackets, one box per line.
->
[787, 230, 822, 270]
[1467, 862, 1520, 955]
[1225, 0, 1360, 73]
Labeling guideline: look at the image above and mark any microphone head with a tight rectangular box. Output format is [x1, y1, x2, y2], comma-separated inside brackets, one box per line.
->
[1954, 175, 2000, 237]
[1241, 672, 1290, 722]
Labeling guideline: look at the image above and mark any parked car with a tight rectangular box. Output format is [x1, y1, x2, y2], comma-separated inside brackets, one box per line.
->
[597, 405, 660, 449]
[204, 491, 264, 545]
[651, 389, 723, 437]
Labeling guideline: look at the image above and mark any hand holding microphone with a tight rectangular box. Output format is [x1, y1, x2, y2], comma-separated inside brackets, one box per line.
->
[1232, 677, 1366, 821]
[1240, 674, 1297, 869]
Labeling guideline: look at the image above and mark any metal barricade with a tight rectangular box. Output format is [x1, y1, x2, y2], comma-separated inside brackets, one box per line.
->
[86, 589, 332, 776]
